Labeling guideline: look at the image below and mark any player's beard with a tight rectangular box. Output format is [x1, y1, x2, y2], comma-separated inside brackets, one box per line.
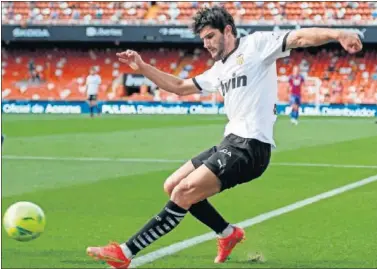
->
[212, 36, 225, 61]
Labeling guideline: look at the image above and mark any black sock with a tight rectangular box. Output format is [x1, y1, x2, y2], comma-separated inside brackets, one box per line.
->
[125, 200, 187, 256]
[189, 199, 229, 234]
[89, 106, 93, 116]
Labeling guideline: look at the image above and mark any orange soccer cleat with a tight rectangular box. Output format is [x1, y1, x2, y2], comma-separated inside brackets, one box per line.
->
[214, 226, 246, 263]
[86, 242, 131, 268]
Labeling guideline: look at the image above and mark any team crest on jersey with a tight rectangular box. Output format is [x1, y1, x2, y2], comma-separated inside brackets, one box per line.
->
[236, 54, 244, 65]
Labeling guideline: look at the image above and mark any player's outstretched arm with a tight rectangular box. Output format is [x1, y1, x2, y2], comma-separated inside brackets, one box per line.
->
[117, 50, 200, 96]
[286, 28, 362, 54]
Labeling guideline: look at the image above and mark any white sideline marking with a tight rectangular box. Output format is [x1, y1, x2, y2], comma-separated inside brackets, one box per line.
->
[271, 162, 377, 169]
[2, 155, 182, 164]
[3, 155, 377, 169]
[131, 174, 377, 268]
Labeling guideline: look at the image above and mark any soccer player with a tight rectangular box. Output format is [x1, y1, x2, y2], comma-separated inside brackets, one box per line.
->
[289, 65, 305, 125]
[87, 6, 362, 268]
[85, 67, 102, 117]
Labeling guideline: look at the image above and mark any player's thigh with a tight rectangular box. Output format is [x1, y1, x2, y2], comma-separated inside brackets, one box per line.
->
[292, 96, 300, 107]
[204, 135, 271, 192]
[164, 146, 217, 195]
[289, 95, 296, 105]
[296, 96, 301, 106]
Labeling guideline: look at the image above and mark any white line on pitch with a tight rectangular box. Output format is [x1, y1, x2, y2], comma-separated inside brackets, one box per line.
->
[130, 174, 377, 268]
[3, 155, 377, 169]
[2, 155, 180, 164]
[271, 162, 377, 169]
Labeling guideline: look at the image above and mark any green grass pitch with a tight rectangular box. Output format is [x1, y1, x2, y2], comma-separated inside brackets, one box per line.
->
[2, 114, 377, 268]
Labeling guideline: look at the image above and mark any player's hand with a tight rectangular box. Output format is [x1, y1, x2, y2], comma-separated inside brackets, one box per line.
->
[116, 50, 145, 71]
[338, 32, 362, 54]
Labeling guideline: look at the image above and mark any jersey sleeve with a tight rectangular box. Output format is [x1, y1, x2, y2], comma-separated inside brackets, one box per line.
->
[254, 31, 291, 65]
[192, 65, 219, 93]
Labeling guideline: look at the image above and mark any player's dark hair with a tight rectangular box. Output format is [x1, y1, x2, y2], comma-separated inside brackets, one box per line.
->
[192, 6, 237, 37]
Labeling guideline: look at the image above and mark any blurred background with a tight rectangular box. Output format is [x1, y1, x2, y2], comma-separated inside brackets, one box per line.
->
[1, 1, 377, 115]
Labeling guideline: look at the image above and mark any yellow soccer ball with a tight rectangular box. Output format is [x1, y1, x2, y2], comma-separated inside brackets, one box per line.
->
[3, 201, 46, 242]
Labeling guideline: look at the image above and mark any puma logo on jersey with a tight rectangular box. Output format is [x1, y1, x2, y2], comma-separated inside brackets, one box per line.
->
[220, 73, 247, 96]
[219, 149, 232, 157]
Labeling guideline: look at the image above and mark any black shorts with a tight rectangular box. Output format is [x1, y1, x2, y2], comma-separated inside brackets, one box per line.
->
[88, 95, 97, 101]
[191, 134, 271, 192]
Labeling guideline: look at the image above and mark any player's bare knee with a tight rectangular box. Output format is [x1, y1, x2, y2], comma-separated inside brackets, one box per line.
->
[163, 174, 182, 196]
[170, 181, 196, 209]
[163, 179, 174, 196]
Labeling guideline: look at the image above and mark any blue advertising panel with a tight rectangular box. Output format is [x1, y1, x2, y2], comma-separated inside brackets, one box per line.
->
[2, 100, 376, 117]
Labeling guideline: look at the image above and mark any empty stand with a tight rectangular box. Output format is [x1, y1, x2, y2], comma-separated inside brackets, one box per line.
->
[2, 47, 376, 104]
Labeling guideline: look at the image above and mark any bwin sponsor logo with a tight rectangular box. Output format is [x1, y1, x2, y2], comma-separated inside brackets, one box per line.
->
[220, 73, 247, 96]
